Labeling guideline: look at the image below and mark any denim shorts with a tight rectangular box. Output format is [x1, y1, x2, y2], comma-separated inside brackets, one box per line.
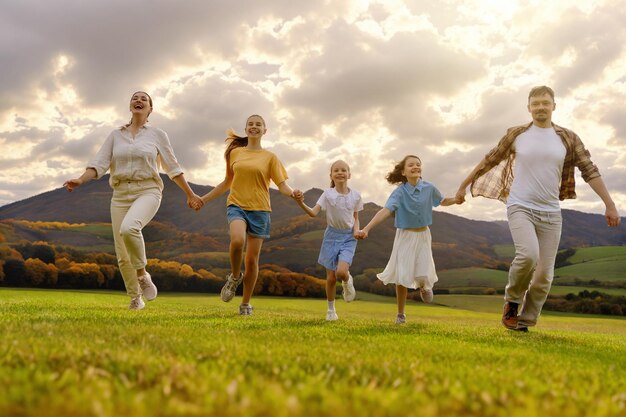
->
[318, 226, 357, 271]
[226, 205, 271, 239]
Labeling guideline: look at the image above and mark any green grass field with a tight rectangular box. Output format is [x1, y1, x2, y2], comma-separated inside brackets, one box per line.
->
[492, 244, 515, 259]
[555, 246, 626, 283]
[1, 289, 624, 417]
[437, 267, 508, 288]
[566, 246, 626, 264]
[65, 223, 114, 239]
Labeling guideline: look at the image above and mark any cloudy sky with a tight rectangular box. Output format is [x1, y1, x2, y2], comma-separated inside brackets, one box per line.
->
[1, 0, 625, 221]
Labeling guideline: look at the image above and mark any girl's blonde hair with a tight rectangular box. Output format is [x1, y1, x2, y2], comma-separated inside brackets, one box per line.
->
[386, 155, 420, 184]
[224, 114, 266, 161]
[329, 160, 350, 188]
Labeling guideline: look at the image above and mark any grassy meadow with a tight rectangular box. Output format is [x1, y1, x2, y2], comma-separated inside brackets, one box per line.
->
[437, 246, 626, 295]
[1, 288, 625, 417]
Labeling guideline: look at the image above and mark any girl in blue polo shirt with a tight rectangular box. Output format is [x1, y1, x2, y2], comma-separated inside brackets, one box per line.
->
[356, 155, 460, 324]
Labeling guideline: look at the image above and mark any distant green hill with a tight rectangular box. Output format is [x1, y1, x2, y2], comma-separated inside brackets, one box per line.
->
[1, 176, 625, 279]
[437, 267, 508, 288]
[565, 246, 626, 263]
[555, 246, 626, 284]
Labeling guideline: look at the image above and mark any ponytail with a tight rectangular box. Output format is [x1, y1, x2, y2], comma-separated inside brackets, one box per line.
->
[224, 128, 248, 161]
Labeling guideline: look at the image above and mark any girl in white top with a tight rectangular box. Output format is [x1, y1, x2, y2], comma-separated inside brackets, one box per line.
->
[64, 91, 203, 310]
[295, 160, 363, 321]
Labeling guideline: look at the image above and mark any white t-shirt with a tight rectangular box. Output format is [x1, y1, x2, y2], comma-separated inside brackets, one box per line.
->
[316, 188, 364, 230]
[507, 124, 566, 211]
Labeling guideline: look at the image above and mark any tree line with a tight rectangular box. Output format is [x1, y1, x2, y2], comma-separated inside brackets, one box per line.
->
[544, 290, 626, 316]
[0, 240, 327, 297]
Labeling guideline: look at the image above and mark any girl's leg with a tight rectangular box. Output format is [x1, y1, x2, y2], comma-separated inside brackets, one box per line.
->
[325, 269, 339, 320]
[326, 269, 337, 301]
[336, 260, 356, 302]
[335, 261, 349, 282]
[229, 220, 247, 278]
[241, 235, 264, 305]
[396, 285, 408, 315]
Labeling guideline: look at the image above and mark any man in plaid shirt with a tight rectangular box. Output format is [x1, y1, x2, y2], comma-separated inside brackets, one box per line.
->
[456, 86, 621, 332]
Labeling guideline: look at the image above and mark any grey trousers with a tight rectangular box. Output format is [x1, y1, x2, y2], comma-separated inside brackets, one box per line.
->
[505, 205, 562, 327]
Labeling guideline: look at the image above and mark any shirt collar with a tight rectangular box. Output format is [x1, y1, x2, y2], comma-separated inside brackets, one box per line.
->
[119, 124, 149, 131]
[403, 180, 423, 193]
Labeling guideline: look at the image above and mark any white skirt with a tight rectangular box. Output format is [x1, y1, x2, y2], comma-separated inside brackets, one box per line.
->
[377, 228, 438, 290]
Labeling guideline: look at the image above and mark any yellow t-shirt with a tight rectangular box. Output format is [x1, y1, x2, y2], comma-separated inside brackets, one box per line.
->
[227, 147, 288, 211]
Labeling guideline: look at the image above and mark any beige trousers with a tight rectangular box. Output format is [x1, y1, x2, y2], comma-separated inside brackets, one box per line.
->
[506, 205, 562, 327]
[110, 179, 162, 298]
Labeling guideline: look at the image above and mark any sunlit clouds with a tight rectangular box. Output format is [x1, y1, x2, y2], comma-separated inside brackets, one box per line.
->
[1, 0, 625, 220]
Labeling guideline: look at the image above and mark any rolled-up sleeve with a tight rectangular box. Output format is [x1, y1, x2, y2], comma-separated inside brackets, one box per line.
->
[156, 129, 184, 179]
[573, 134, 600, 182]
[87, 132, 114, 179]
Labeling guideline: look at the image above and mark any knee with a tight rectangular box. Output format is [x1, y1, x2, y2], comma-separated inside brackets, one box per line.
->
[230, 237, 245, 250]
[515, 249, 539, 269]
[335, 269, 348, 281]
[534, 268, 554, 285]
[119, 222, 141, 239]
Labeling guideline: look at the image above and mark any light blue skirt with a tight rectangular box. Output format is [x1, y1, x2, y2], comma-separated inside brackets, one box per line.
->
[318, 226, 357, 271]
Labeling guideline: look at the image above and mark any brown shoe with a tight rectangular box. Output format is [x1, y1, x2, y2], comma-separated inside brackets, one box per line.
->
[502, 302, 519, 329]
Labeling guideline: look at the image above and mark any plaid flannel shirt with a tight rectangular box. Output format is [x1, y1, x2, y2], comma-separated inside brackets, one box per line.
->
[470, 122, 600, 202]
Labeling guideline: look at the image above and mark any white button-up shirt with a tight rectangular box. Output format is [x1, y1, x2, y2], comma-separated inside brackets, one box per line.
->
[88, 125, 184, 190]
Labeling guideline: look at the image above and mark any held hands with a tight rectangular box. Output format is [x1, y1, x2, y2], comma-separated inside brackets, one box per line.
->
[354, 230, 368, 240]
[63, 179, 83, 192]
[291, 189, 304, 202]
[188, 193, 204, 211]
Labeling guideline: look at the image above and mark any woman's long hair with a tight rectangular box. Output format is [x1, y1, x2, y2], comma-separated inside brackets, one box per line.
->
[224, 129, 248, 161]
[386, 155, 420, 184]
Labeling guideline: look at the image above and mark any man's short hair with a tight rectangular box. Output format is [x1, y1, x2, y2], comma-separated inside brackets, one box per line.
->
[528, 85, 555, 102]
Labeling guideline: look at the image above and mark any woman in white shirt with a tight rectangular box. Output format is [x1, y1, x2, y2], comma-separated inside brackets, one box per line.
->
[64, 91, 203, 310]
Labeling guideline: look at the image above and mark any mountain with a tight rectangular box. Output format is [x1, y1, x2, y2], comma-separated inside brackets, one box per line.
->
[1, 174, 625, 273]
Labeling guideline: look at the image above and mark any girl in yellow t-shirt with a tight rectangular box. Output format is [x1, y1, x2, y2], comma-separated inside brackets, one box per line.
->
[198, 115, 298, 315]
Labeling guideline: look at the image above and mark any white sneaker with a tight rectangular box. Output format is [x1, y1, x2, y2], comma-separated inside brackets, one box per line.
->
[239, 304, 253, 316]
[395, 313, 406, 324]
[419, 287, 434, 304]
[128, 296, 145, 310]
[221, 272, 243, 302]
[138, 272, 157, 301]
[341, 274, 356, 302]
[326, 310, 338, 321]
